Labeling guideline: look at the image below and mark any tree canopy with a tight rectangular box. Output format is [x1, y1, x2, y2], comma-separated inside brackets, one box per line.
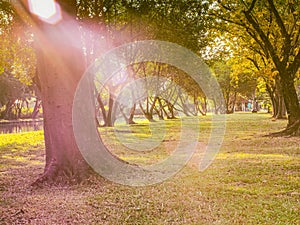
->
[209, 0, 300, 135]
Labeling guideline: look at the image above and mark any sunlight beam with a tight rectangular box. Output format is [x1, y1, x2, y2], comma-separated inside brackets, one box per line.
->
[28, 0, 62, 24]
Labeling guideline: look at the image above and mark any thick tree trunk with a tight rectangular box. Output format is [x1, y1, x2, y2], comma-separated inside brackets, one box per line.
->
[275, 95, 286, 119]
[275, 73, 300, 136]
[32, 16, 91, 185]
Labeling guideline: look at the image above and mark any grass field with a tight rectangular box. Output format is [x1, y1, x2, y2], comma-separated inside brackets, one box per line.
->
[0, 113, 299, 224]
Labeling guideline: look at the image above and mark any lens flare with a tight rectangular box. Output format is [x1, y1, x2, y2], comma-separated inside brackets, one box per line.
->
[28, 0, 62, 24]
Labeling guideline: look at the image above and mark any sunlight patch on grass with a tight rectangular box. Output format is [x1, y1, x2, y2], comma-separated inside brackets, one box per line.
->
[0, 131, 44, 151]
[0, 131, 45, 171]
[217, 152, 292, 159]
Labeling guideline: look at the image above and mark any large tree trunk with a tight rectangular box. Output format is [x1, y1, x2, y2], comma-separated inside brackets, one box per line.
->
[277, 73, 300, 135]
[32, 13, 91, 185]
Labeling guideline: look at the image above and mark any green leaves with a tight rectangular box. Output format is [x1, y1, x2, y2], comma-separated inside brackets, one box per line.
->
[0, 3, 36, 85]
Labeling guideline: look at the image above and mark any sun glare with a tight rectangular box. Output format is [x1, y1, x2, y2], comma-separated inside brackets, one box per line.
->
[28, 0, 62, 24]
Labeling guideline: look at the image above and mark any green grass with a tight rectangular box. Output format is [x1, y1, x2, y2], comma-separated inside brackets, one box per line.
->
[0, 113, 299, 224]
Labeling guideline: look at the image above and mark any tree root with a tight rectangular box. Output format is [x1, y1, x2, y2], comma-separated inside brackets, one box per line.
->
[31, 159, 94, 188]
[31, 152, 134, 188]
[267, 120, 300, 137]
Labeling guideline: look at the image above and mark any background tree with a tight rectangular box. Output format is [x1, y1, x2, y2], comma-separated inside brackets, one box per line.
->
[90, 0, 212, 125]
[211, 0, 300, 135]
[0, 0, 37, 120]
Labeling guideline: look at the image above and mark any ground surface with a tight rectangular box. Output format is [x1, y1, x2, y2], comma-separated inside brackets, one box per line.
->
[0, 113, 299, 224]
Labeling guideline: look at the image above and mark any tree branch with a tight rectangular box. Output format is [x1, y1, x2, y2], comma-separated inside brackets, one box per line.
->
[245, 28, 270, 59]
[243, 9, 282, 72]
[217, 0, 234, 11]
[247, 56, 260, 70]
[287, 49, 300, 77]
[266, 0, 290, 42]
[266, 0, 292, 68]
[245, 0, 257, 14]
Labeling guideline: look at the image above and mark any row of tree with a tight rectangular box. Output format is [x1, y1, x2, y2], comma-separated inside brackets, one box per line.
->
[95, 61, 209, 127]
[209, 0, 300, 135]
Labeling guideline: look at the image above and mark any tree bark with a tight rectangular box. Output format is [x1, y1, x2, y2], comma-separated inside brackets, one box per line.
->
[32, 14, 91, 185]
[96, 94, 107, 127]
[106, 94, 114, 127]
[31, 98, 42, 119]
[280, 74, 300, 135]
[139, 97, 156, 122]
[273, 75, 286, 119]
[128, 104, 136, 124]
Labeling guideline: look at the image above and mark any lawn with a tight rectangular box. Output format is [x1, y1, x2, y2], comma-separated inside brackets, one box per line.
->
[0, 113, 299, 224]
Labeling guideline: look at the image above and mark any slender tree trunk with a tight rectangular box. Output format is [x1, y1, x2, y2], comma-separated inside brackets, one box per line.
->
[274, 76, 286, 119]
[139, 99, 155, 122]
[3, 100, 14, 120]
[201, 97, 207, 116]
[178, 94, 190, 116]
[264, 82, 277, 117]
[32, 98, 42, 119]
[96, 94, 107, 127]
[228, 91, 237, 114]
[157, 97, 169, 119]
[224, 89, 231, 114]
[141, 97, 157, 122]
[128, 104, 136, 124]
[166, 101, 176, 119]
[106, 94, 114, 127]
[272, 97, 278, 118]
